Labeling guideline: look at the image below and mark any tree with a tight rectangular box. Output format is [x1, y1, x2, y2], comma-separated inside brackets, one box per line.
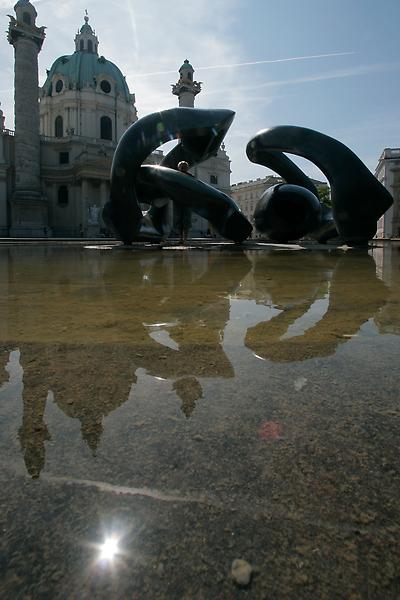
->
[316, 185, 332, 209]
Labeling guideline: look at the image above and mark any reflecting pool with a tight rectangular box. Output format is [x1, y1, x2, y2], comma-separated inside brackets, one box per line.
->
[0, 243, 399, 598]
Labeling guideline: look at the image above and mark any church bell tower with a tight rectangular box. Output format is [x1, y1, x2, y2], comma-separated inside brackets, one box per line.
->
[172, 59, 202, 107]
[8, 0, 48, 236]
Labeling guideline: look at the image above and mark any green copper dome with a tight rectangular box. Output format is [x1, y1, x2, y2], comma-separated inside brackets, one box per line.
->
[42, 52, 132, 102]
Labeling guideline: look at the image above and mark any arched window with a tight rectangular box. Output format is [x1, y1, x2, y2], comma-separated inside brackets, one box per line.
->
[188, 71, 192, 81]
[55, 115, 63, 138]
[80, 39, 84, 51]
[58, 186, 69, 206]
[88, 40, 93, 53]
[100, 116, 112, 141]
[23, 12, 31, 25]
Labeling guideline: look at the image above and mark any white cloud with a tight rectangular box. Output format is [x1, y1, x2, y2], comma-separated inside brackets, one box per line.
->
[135, 52, 355, 77]
[205, 62, 400, 98]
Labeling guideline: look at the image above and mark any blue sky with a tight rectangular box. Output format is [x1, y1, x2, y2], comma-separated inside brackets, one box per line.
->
[1, 0, 399, 183]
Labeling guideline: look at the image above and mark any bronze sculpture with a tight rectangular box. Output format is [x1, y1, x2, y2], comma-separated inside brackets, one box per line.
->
[104, 109, 392, 247]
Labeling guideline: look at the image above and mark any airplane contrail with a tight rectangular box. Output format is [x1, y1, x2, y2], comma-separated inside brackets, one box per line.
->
[134, 52, 355, 77]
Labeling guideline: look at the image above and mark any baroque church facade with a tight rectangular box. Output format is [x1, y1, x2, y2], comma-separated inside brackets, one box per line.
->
[0, 0, 231, 238]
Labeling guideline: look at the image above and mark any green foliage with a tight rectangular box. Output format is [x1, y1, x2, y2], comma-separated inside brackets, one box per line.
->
[317, 185, 332, 208]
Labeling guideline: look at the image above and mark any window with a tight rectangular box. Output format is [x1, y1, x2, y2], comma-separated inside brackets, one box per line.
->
[55, 115, 63, 138]
[100, 80, 111, 93]
[88, 40, 93, 53]
[22, 12, 31, 25]
[188, 71, 192, 81]
[80, 40, 84, 51]
[58, 186, 69, 206]
[59, 152, 69, 165]
[210, 174, 218, 185]
[100, 116, 112, 141]
[55, 79, 63, 93]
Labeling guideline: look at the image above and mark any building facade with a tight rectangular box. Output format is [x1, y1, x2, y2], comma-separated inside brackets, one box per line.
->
[0, 2, 232, 239]
[375, 148, 400, 239]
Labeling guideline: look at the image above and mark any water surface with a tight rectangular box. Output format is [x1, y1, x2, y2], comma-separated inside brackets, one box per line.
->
[0, 244, 399, 598]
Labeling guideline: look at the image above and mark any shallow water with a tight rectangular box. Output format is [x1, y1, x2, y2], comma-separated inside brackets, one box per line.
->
[0, 243, 399, 598]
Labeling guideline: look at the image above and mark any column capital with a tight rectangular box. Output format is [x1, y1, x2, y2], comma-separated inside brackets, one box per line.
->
[7, 16, 46, 51]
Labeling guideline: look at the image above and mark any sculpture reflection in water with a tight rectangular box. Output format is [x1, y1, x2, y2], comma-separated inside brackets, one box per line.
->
[0, 247, 391, 479]
[244, 252, 389, 362]
[247, 126, 393, 246]
[103, 107, 252, 244]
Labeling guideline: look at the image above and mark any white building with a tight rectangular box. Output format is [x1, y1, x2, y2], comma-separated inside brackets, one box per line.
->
[375, 148, 400, 239]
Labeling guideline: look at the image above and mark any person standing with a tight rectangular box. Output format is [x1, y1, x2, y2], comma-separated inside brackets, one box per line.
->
[176, 161, 193, 245]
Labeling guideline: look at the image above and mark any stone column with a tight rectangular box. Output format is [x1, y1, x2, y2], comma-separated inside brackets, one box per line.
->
[8, 9, 48, 236]
[14, 36, 41, 192]
[0, 131, 8, 236]
[392, 185, 400, 238]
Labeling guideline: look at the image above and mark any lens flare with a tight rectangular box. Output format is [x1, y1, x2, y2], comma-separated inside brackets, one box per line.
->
[98, 535, 120, 563]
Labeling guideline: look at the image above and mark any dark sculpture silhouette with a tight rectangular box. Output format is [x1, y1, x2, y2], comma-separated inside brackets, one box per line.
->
[247, 126, 393, 246]
[254, 183, 321, 243]
[103, 107, 252, 244]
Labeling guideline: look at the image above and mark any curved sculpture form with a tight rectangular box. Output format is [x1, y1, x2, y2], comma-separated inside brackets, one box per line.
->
[254, 183, 321, 243]
[247, 126, 393, 246]
[103, 107, 252, 244]
[245, 252, 388, 361]
[246, 147, 338, 243]
[138, 165, 252, 243]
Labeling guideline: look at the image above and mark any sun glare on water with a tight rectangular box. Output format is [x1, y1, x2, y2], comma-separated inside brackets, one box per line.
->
[98, 535, 120, 563]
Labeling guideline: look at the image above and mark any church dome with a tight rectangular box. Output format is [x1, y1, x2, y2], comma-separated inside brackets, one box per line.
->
[42, 52, 132, 102]
[39, 14, 137, 142]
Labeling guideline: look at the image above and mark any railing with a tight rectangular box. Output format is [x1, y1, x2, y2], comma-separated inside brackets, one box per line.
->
[40, 134, 116, 146]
